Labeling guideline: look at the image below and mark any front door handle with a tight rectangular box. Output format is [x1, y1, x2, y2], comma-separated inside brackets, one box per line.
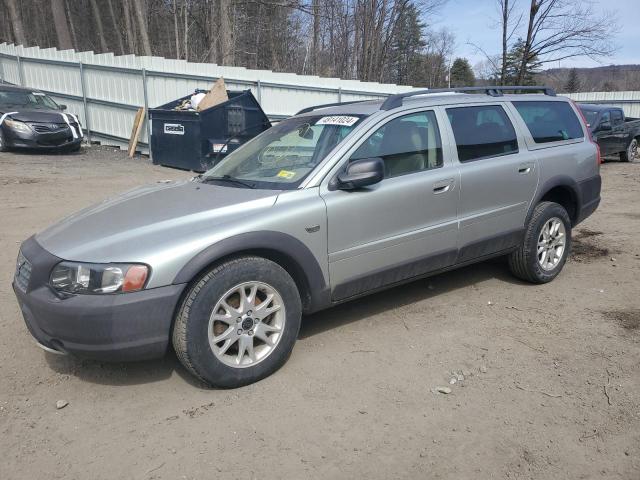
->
[433, 178, 454, 194]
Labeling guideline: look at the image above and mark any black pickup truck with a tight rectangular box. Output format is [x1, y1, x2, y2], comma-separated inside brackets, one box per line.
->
[578, 104, 640, 162]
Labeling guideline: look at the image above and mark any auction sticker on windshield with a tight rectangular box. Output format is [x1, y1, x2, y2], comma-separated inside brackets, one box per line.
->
[277, 170, 296, 179]
[316, 116, 359, 127]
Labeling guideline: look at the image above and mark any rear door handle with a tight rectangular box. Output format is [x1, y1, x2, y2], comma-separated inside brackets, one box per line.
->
[518, 163, 534, 174]
[433, 178, 454, 194]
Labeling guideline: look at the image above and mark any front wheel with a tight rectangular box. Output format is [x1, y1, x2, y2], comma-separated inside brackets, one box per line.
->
[620, 138, 639, 163]
[508, 202, 572, 284]
[172, 256, 302, 388]
[0, 129, 8, 152]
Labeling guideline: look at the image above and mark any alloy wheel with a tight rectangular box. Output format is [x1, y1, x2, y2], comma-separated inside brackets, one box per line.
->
[208, 281, 286, 368]
[537, 217, 566, 271]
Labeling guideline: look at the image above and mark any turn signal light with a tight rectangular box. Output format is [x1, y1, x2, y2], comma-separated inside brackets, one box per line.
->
[122, 265, 149, 292]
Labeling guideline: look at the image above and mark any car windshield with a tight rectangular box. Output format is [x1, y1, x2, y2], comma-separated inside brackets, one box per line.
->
[201, 114, 365, 189]
[0, 90, 59, 110]
[579, 108, 599, 128]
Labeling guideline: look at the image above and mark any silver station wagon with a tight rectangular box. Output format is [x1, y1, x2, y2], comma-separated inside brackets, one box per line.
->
[13, 86, 601, 387]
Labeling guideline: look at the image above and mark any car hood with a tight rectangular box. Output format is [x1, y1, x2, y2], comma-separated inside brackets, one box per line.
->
[0, 108, 77, 122]
[35, 180, 280, 262]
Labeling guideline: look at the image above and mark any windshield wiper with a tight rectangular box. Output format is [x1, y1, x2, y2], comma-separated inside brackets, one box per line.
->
[201, 175, 256, 189]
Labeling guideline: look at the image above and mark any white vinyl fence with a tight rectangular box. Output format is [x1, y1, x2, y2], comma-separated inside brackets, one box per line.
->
[566, 91, 640, 119]
[0, 43, 416, 155]
[2, 43, 638, 156]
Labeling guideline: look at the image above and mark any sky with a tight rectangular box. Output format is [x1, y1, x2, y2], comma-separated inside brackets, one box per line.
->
[429, 0, 639, 70]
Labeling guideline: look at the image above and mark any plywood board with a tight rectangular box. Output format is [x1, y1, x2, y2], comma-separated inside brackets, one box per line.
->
[128, 107, 146, 157]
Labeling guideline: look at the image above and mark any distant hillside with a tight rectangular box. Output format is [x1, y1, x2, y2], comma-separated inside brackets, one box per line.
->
[536, 65, 640, 93]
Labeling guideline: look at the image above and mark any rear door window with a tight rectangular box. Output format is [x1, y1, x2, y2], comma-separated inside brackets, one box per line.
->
[446, 105, 518, 162]
[611, 109, 624, 126]
[513, 101, 584, 143]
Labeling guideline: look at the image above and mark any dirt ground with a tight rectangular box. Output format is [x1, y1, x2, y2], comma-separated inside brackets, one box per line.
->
[0, 145, 638, 480]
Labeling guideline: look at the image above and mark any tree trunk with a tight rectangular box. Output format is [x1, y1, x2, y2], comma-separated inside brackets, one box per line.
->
[64, 0, 79, 49]
[106, 0, 125, 55]
[207, 0, 224, 63]
[312, 0, 320, 74]
[122, 0, 136, 54]
[51, 0, 73, 49]
[173, 0, 181, 59]
[517, 0, 537, 85]
[183, 2, 188, 61]
[133, 0, 153, 56]
[4, 0, 26, 45]
[500, 0, 508, 85]
[88, 0, 109, 52]
[218, 0, 233, 65]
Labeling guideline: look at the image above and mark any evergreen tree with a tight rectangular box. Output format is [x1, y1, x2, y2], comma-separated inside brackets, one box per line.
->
[387, 3, 426, 85]
[504, 39, 541, 85]
[449, 57, 475, 87]
[564, 68, 581, 93]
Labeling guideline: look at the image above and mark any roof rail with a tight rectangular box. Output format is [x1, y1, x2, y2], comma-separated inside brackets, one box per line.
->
[296, 100, 368, 115]
[380, 86, 556, 111]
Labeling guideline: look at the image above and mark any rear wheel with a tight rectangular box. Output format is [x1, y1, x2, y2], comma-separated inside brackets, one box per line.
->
[172, 256, 302, 388]
[620, 138, 638, 163]
[508, 202, 571, 284]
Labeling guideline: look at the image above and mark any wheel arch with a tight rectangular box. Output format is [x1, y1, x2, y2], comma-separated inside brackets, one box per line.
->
[529, 176, 581, 226]
[172, 231, 330, 314]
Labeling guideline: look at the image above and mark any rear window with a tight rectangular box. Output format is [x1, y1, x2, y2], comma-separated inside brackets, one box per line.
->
[513, 101, 584, 144]
[446, 105, 518, 162]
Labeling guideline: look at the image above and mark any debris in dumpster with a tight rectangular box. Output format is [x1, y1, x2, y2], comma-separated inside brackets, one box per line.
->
[190, 92, 206, 110]
[197, 78, 229, 112]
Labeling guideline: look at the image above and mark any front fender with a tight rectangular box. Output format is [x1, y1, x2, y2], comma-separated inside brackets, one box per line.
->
[172, 231, 331, 313]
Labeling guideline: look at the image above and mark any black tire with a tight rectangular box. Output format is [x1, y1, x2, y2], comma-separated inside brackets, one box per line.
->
[0, 129, 8, 152]
[65, 142, 82, 153]
[620, 138, 638, 163]
[172, 256, 302, 388]
[508, 202, 572, 284]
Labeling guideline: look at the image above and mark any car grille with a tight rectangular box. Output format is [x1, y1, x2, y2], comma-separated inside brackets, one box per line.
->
[14, 250, 32, 293]
[29, 122, 73, 134]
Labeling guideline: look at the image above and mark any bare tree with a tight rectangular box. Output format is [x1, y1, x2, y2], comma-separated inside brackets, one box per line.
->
[497, 0, 521, 84]
[88, 0, 109, 52]
[516, 0, 616, 84]
[132, 0, 153, 56]
[106, 0, 126, 55]
[311, 0, 320, 74]
[4, 0, 26, 45]
[122, 0, 136, 54]
[51, 0, 73, 49]
[219, 0, 233, 64]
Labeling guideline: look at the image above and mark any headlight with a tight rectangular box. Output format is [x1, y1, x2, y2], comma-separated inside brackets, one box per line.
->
[4, 118, 32, 133]
[50, 262, 149, 294]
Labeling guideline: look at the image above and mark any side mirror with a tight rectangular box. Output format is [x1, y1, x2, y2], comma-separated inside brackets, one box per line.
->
[336, 157, 385, 190]
[598, 121, 611, 131]
[58, 104, 67, 111]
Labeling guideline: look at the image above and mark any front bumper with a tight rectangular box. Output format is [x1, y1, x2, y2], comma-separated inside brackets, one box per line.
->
[2, 124, 82, 149]
[12, 236, 186, 362]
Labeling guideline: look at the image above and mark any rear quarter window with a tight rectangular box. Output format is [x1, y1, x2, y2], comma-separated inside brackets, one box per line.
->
[513, 101, 584, 144]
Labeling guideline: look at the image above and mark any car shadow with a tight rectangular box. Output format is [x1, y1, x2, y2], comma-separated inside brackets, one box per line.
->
[44, 258, 524, 388]
[4, 146, 85, 156]
[44, 349, 209, 389]
[299, 258, 525, 339]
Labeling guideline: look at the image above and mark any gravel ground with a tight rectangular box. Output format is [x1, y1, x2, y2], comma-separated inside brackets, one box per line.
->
[0, 145, 639, 479]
